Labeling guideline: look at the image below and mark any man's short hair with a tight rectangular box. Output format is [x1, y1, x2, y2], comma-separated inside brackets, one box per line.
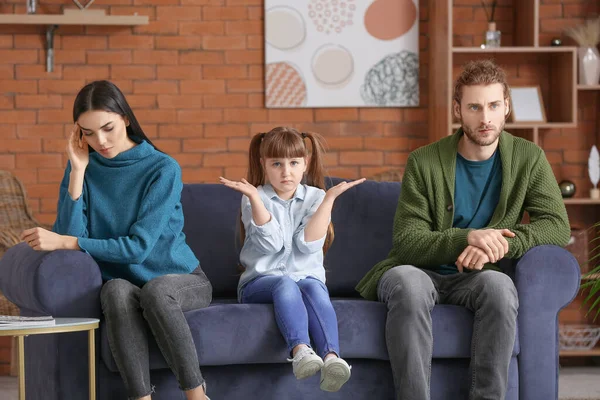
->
[453, 59, 510, 106]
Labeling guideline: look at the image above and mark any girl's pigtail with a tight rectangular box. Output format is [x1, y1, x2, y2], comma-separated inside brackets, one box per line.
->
[302, 131, 334, 254]
[247, 132, 266, 187]
[240, 132, 266, 254]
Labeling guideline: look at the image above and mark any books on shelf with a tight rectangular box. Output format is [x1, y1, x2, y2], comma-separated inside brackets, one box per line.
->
[0, 315, 55, 326]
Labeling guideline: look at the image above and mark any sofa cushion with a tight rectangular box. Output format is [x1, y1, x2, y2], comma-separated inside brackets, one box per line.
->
[100, 300, 520, 372]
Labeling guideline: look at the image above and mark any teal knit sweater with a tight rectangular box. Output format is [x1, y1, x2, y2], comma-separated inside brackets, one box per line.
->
[53, 141, 199, 286]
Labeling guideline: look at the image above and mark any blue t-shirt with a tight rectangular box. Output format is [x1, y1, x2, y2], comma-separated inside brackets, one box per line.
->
[436, 150, 502, 274]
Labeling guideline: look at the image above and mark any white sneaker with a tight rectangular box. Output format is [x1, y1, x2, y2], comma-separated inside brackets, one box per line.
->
[287, 347, 324, 379]
[320, 357, 351, 392]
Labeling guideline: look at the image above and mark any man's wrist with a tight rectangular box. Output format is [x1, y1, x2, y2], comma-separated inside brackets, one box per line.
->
[466, 228, 475, 241]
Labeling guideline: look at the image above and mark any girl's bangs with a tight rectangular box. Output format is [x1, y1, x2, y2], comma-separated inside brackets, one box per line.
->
[261, 131, 307, 159]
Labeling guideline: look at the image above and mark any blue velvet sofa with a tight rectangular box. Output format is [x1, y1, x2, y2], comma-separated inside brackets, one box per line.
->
[0, 178, 580, 399]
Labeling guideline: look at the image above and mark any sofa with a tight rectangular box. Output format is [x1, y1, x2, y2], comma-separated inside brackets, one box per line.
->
[0, 178, 581, 399]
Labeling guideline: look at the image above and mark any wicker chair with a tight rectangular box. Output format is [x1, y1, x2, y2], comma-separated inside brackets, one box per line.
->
[0, 170, 50, 376]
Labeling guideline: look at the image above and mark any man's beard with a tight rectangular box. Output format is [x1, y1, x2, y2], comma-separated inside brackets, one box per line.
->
[461, 118, 504, 147]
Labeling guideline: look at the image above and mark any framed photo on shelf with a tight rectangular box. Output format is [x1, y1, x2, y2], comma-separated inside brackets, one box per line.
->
[509, 86, 547, 123]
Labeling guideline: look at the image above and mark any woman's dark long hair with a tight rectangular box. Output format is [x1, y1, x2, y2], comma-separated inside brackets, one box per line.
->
[73, 80, 158, 152]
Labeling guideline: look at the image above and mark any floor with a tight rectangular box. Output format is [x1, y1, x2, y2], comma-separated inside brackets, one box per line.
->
[0, 368, 597, 399]
[0, 377, 16, 400]
[559, 367, 600, 400]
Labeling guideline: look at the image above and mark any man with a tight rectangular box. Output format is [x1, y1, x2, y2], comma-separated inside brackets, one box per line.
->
[356, 59, 570, 400]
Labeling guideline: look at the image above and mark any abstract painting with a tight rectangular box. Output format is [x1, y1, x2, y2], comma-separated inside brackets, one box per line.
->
[265, 0, 419, 108]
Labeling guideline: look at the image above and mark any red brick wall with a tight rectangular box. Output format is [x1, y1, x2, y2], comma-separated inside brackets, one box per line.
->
[0, 1, 595, 224]
[1, 0, 594, 226]
[0, 336, 11, 376]
[0, 0, 429, 225]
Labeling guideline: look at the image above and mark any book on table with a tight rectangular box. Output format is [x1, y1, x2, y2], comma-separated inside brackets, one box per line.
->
[0, 315, 55, 326]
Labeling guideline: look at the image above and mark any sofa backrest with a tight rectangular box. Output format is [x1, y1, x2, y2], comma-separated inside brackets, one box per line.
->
[181, 178, 401, 298]
[324, 178, 400, 297]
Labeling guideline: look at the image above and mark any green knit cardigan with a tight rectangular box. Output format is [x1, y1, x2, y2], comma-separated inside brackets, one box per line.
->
[356, 130, 571, 300]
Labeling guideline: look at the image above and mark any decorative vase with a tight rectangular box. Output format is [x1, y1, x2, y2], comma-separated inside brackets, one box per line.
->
[578, 47, 600, 86]
[26, 0, 36, 14]
[485, 22, 501, 48]
[559, 180, 576, 198]
[591, 188, 600, 200]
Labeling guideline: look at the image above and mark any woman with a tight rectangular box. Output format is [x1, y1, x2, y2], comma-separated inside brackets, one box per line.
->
[21, 80, 212, 400]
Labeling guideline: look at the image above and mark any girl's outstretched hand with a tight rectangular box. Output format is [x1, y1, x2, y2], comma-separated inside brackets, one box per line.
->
[325, 178, 366, 202]
[219, 177, 259, 199]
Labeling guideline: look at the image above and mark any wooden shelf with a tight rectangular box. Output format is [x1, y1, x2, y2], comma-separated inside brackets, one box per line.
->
[431, 1, 579, 142]
[578, 85, 600, 91]
[452, 46, 577, 54]
[0, 13, 148, 25]
[0, 11, 148, 73]
[451, 48, 577, 133]
[451, 122, 576, 130]
[564, 199, 600, 205]
[560, 348, 600, 357]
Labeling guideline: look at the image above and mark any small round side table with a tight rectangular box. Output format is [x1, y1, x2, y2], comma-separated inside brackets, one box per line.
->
[0, 318, 99, 400]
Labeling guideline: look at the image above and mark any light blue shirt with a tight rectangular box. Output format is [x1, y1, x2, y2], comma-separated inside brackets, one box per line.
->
[238, 183, 327, 300]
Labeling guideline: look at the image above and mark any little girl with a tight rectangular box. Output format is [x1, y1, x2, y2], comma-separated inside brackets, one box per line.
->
[220, 127, 364, 392]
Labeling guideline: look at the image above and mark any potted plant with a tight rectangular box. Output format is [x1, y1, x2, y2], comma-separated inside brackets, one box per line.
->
[559, 230, 600, 352]
[582, 230, 600, 319]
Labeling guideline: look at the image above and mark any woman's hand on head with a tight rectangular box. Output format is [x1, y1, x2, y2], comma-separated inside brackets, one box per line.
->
[66, 123, 89, 172]
[20, 227, 77, 252]
[324, 178, 366, 202]
[219, 177, 259, 199]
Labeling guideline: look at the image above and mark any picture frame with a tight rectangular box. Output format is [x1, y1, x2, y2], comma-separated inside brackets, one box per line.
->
[509, 86, 547, 123]
[264, 1, 420, 108]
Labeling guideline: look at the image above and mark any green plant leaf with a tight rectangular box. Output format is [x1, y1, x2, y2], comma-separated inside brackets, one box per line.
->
[585, 296, 600, 318]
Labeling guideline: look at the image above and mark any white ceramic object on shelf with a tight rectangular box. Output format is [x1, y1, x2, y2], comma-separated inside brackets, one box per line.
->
[26, 0, 35, 14]
[578, 47, 600, 86]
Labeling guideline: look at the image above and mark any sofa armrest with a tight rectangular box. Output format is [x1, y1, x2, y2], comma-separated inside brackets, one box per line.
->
[0, 243, 103, 318]
[513, 245, 580, 400]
